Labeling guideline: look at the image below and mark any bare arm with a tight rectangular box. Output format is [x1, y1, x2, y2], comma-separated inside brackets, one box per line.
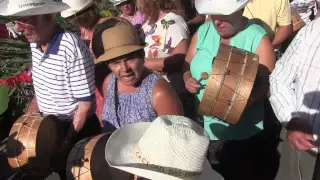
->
[152, 78, 184, 116]
[26, 96, 39, 113]
[187, 14, 206, 26]
[272, 25, 293, 48]
[248, 35, 276, 106]
[183, 31, 202, 94]
[144, 39, 189, 72]
[99, 74, 111, 121]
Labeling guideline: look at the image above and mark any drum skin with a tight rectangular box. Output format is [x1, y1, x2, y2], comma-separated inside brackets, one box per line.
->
[7, 113, 63, 174]
[199, 44, 259, 124]
[66, 133, 134, 180]
[291, 7, 306, 33]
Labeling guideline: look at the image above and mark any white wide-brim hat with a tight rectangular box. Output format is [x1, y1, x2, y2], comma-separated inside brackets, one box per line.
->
[60, 0, 93, 18]
[0, 0, 70, 16]
[105, 116, 224, 180]
[195, 0, 250, 15]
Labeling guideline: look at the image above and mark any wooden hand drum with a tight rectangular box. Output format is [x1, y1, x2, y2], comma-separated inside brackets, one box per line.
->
[291, 7, 305, 33]
[199, 44, 259, 124]
[66, 133, 134, 180]
[7, 113, 63, 174]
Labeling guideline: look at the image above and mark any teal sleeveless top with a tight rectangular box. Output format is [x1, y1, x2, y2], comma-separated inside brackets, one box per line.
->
[190, 21, 267, 140]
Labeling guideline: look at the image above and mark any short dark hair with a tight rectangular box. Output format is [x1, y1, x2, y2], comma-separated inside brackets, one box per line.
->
[66, 4, 100, 29]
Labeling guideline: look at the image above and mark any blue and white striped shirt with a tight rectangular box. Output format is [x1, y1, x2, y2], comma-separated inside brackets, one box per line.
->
[31, 29, 95, 120]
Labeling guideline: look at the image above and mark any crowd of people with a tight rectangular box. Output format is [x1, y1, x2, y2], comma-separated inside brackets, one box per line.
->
[0, 0, 320, 179]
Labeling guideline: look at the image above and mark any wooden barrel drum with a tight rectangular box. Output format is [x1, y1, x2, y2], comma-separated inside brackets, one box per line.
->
[66, 133, 134, 180]
[291, 7, 306, 33]
[7, 113, 63, 174]
[199, 44, 259, 124]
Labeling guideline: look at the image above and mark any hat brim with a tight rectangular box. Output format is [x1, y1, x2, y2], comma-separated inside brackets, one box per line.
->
[105, 123, 224, 180]
[60, 1, 94, 18]
[195, 0, 250, 15]
[96, 45, 145, 63]
[0, 1, 70, 16]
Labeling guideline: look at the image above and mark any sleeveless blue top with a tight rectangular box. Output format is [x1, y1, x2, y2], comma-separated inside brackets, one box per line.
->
[102, 73, 160, 132]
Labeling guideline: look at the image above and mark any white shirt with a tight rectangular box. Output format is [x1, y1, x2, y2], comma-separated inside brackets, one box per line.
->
[269, 17, 320, 143]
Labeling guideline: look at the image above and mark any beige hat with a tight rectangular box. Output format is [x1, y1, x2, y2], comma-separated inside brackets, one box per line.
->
[105, 115, 224, 180]
[95, 17, 144, 63]
[60, 0, 93, 18]
[0, 0, 70, 16]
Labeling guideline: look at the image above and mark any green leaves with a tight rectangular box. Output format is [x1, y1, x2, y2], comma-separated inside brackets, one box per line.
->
[0, 84, 10, 115]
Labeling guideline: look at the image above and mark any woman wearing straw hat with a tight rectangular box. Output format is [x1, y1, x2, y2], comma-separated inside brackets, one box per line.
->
[91, 17, 183, 132]
[183, 0, 276, 179]
[105, 115, 224, 180]
[0, 0, 102, 176]
[60, 0, 110, 127]
[110, 0, 145, 27]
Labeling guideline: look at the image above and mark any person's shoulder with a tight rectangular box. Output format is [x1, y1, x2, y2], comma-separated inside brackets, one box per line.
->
[246, 22, 267, 36]
[166, 12, 187, 25]
[60, 30, 83, 45]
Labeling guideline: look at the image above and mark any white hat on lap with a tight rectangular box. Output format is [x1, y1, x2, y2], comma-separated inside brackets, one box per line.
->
[105, 115, 224, 180]
[0, 0, 70, 16]
[195, 0, 250, 15]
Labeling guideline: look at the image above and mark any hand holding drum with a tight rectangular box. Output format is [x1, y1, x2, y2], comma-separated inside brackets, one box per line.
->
[185, 72, 209, 94]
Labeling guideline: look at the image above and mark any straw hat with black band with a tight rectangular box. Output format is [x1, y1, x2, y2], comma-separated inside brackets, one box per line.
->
[105, 115, 224, 180]
[0, 0, 70, 16]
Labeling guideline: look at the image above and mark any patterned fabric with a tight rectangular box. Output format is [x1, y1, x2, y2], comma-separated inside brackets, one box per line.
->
[101, 73, 160, 131]
[269, 18, 320, 144]
[143, 12, 189, 59]
[190, 21, 267, 141]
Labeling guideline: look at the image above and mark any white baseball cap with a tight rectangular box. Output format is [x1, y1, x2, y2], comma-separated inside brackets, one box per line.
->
[109, 0, 129, 6]
[0, 0, 70, 16]
[105, 115, 224, 180]
[60, 0, 93, 18]
[195, 0, 250, 15]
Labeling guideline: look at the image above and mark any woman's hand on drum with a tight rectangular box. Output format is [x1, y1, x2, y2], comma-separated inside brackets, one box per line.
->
[185, 77, 201, 94]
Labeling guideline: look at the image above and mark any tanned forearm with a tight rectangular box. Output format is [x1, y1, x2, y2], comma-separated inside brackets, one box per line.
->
[26, 96, 39, 113]
[64, 101, 93, 143]
[272, 25, 293, 48]
[144, 57, 166, 72]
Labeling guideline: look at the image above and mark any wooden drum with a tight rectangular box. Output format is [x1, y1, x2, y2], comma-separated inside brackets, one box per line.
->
[291, 7, 305, 33]
[199, 44, 259, 124]
[66, 133, 134, 180]
[7, 113, 63, 173]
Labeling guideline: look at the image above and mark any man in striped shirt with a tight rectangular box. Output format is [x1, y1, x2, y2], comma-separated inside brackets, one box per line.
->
[0, 0, 101, 175]
[270, 1, 320, 179]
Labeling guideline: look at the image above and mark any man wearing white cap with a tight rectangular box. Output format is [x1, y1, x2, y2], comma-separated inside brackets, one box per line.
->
[270, 0, 320, 179]
[105, 115, 224, 180]
[0, 0, 101, 175]
[184, 0, 276, 179]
